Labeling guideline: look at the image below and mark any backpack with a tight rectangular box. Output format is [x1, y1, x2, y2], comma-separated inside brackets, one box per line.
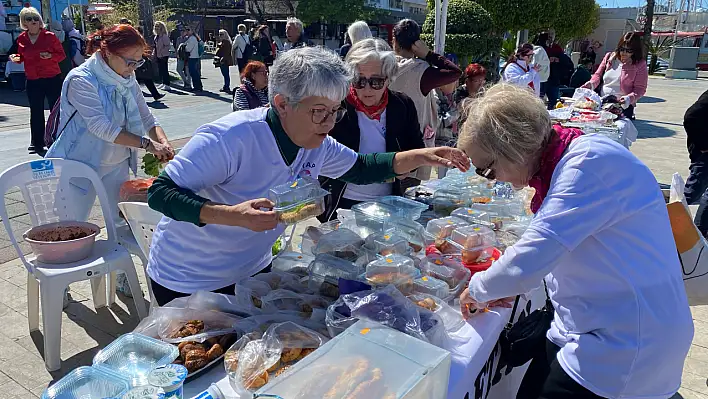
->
[198, 40, 205, 56]
[44, 97, 77, 149]
[177, 42, 188, 60]
[242, 35, 254, 60]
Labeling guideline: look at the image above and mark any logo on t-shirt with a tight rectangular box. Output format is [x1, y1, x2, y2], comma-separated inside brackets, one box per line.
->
[299, 161, 316, 178]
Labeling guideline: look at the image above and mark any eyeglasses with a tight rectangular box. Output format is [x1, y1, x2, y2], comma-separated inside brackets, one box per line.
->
[254, 69, 268, 76]
[117, 53, 145, 69]
[352, 76, 387, 90]
[619, 47, 634, 54]
[24, 16, 40, 22]
[309, 106, 346, 124]
[475, 160, 496, 180]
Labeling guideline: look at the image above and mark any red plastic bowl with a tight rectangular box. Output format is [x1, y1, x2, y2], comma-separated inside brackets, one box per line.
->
[462, 247, 502, 276]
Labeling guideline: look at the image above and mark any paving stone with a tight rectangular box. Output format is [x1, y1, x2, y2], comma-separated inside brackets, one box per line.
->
[0, 309, 32, 340]
[682, 368, 708, 396]
[0, 379, 39, 399]
[0, 260, 29, 288]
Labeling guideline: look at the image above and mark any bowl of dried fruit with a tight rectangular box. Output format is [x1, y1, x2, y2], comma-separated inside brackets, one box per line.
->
[23, 221, 100, 264]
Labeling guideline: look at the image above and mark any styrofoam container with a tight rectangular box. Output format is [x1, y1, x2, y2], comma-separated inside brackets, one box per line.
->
[93, 333, 179, 387]
[41, 366, 131, 399]
[255, 319, 451, 398]
[24, 221, 100, 264]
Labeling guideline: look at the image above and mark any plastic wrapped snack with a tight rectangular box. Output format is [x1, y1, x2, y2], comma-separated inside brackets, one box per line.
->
[363, 229, 411, 257]
[153, 307, 241, 344]
[409, 294, 465, 333]
[386, 218, 426, 253]
[374, 195, 429, 220]
[272, 252, 315, 277]
[411, 275, 449, 299]
[226, 321, 328, 395]
[470, 186, 494, 204]
[419, 255, 471, 302]
[250, 271, 309, 294]
[431, 187, 473, 216]
[325, 298, 358, 338]
[448, 224, 497, 264]
[237, 280, 272, 309]
[425, 217, 469, 253]
[186, 290, 261, 317]
[268, 177, 328, 224]
[307, 254, 363, 298]
[450, 208, 490, 225]
[312, 228, 365, 262]
[300, 220, 342, 255]
[260, 289, 332, 315]
[365, 254, 420, 294]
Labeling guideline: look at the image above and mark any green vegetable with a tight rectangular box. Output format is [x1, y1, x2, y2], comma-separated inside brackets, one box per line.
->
[141, 154, 161, 177]
[271, 237, 284, 256]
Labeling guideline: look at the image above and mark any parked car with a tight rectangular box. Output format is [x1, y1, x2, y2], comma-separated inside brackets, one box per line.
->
[647, 55, 669, 71]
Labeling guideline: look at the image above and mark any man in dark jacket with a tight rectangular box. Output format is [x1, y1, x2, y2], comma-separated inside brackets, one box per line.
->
[683, 90, 708, 236]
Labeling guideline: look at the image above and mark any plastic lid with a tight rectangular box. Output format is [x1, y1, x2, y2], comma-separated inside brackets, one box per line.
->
[351, 201, 399, 221]
[148, 364, 187, 390]
[363, 229, 411, 256]
[374, 196, 428, 220]
[450, 208, 490, 224]
[268, 176, 328, 211]
[431, 187, 473, 207]
[425, 217, 468, 239]
[448, 224, 496, 252]
[412, 276, 449, 299]
[312, 228, 365, 262]
[122, 386, 166, 399]
[365, 254, 419, 286]
[308, 254, 362, 282]
[41, 366, 131, 399]
[385, 218, 426, 253]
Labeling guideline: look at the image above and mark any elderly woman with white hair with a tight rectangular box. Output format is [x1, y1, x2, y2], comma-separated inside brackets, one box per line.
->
[145, 46, 469, 305]
[9, 6, 65, 156]
[320, 38, 424, 221]
[457, 84, 693, 399]
[339, 20, 372, 59]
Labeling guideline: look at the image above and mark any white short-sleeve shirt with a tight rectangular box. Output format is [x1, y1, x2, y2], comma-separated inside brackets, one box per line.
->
[147, 108, 358, 293]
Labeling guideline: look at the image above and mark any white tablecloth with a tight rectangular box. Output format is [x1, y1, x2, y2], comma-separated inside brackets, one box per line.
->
[616, 118, 638, 149]
[183, 288, 546, 399]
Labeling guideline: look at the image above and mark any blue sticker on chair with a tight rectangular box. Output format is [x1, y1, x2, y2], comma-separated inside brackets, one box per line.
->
[30, 160, 55, 180]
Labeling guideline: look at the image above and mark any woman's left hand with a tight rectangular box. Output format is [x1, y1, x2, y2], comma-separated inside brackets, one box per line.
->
[157, 138, 175, 161]
[39, 52, 51, 59]
[460, 288, 514, 319]
[420, 147, 471, 172]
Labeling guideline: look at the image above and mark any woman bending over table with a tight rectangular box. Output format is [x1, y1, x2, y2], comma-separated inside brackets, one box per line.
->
[146, 46, 469, 305]
[457, 84, 693, 399]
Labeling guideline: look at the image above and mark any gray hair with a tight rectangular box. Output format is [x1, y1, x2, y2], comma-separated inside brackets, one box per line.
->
[345, 38, 398, 80]
[286, 17, 303, 34]
[19, 7, 43, 30]
[219, 29, 232, 43]
[457, 83, 552, 166]
[238, 24, 247, 33]
[269, 46, 353, 104]
[347, 21, 372, 45]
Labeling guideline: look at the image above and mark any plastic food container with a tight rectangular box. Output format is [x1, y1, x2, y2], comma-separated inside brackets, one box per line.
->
[451, 208, 491, 225]
[411, 276, 449, 299]
[307, 254, 363, 297]
[300, 220, 341, 255]
[352, 201, 399, 230]
[425, 217, 469, 253]
[374, 195, 429, 220]
[408, 294, 466, 332]
[255, 319, 451, 399]
[419, 256, 471, 302]
[386, 218, 426, 253]
[41, 366, 131, 399]
[148, 364, 188, 399]
[365, 254, 420, 293]
[363, 229, 411, 257]
[93, 333, 179, 387]
[448, 225, 497, 264]
[312, 228, 365, 262]
[24, 221, 100, 264]
[271, 252, 314, 277]
[470, 186, 495, 204]
[122, 385, 166, 399]
[268, 177, 328, 224]
[431, 188, 472, 216]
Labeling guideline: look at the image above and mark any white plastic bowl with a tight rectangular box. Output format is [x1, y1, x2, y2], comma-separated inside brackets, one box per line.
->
[23, 221, 100, 264]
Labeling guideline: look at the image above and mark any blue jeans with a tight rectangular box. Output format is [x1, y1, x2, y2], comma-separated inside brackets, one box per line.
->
[188, 58, 202, 90]
[220, 64, 230, 90]
[544, 82, 560, 110]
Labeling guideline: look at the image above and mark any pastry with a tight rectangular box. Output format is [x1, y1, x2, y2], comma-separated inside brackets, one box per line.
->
[267, 357, 281, 373]
[178, 342, 204, 358]
[205, 337, 219, 347]
[244, 371, 269, 389]
[206, 343, 224, 361]
[224, 350, 239, 373]
[343, 368, 383, 399]
[297, 347, 315, 361]
[274, 365, 290, 377]
[185, 348, 208, 362]
[185, 358, 208, 373]
[281, 347, 302, 363]
[416, 297, 438, 311]
[323, 359, 369, 399]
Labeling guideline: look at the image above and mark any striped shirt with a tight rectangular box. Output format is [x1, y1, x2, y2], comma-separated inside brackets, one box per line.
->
[232, 80, 269, 111]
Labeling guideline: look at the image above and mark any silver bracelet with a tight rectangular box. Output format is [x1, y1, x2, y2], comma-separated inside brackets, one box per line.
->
[140, 136, 151, 150]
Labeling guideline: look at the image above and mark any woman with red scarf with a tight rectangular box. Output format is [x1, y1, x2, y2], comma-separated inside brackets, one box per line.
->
[456, 84, 693, 399]
[319, 38, 425, 222]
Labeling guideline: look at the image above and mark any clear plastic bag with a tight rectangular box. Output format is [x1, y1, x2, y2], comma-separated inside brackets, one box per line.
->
[226, 321, 328, 394]
[300, 221, 342, 255]
[249, 271, 310, 294]
[236, 312, 330, 338]
[154, 306, 242, 344]
[312, 227, 365, 262]
[272, 252, 315, 277]
[260, 289, 332, 315]
[186, 290, 262, 317]
[325, 298, 358, 338]
[408, 294, 465, 333]
[306, 254, 363, 298]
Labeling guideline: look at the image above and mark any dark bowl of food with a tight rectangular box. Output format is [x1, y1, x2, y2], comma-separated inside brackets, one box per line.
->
[23, 221, 100, 264]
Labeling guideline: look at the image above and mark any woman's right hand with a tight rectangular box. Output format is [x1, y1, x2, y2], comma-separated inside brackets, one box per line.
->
[532, 63, 541, 72]
[147, 139, 174, 162]
[225, 198, 278, 231]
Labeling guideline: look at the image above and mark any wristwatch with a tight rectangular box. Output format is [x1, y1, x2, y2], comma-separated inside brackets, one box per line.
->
[140, 136, 151, 150]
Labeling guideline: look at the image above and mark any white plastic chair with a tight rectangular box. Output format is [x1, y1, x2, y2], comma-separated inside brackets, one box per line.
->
[0, 159, 148, 371]
[117, 202, 164, 311]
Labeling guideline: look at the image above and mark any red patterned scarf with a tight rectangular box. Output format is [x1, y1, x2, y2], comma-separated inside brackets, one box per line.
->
[346, 85, 389, 121]
[528, 125, 584, 213]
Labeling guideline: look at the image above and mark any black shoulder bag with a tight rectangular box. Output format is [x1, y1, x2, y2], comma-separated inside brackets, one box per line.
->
[499, 280, 554, 368]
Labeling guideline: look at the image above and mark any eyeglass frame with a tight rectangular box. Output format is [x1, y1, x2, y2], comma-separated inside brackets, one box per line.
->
[24, 16, 40, 22]
[292, 103, 346, 125]
[117, 53, 146, 69]
[618, 47, 634, 54]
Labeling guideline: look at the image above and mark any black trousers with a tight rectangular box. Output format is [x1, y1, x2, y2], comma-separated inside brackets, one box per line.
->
[150, 264, 272, 306]
[237, 57, 247, 71]
[516, 340, 605, 399]
[138, 78, 161, 98]
[685, 150, 708, 237]
[26, 74, 62, 149]
[157, 56, 170, 86]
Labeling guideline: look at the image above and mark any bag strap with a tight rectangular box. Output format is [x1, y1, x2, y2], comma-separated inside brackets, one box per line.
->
[58, 110, 78, 138]
[505, 279, 552, 329]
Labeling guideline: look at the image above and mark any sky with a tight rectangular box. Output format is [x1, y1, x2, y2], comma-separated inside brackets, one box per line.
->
[597, 0, 643, 7]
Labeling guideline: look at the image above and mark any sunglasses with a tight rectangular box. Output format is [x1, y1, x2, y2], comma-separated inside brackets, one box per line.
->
[619, 47, 634, 54]
[117, 53, 145, 69]
[352, 76, 387, 90]
[475, 160, 496, 180]
[24, 16, 40, 22]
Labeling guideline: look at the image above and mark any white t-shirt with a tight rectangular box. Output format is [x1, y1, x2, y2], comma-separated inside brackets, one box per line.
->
[344, 111, 393, 201]
[147, 108, 358, 293]
[602, 60, 623, 97]
[468, 134, 693, 398]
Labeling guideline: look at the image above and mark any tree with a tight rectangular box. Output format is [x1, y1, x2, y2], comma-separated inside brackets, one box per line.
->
[102, 2, 176, 32]
[420, 0, 502, 79]
[552, 0, 600, 45]
[643, 0, 655, 56]
[474, 0, 559, 34]
[297, 0, 367, 25]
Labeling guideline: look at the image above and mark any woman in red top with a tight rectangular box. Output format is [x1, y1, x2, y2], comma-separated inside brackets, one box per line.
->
[9, 7, 65, 156]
